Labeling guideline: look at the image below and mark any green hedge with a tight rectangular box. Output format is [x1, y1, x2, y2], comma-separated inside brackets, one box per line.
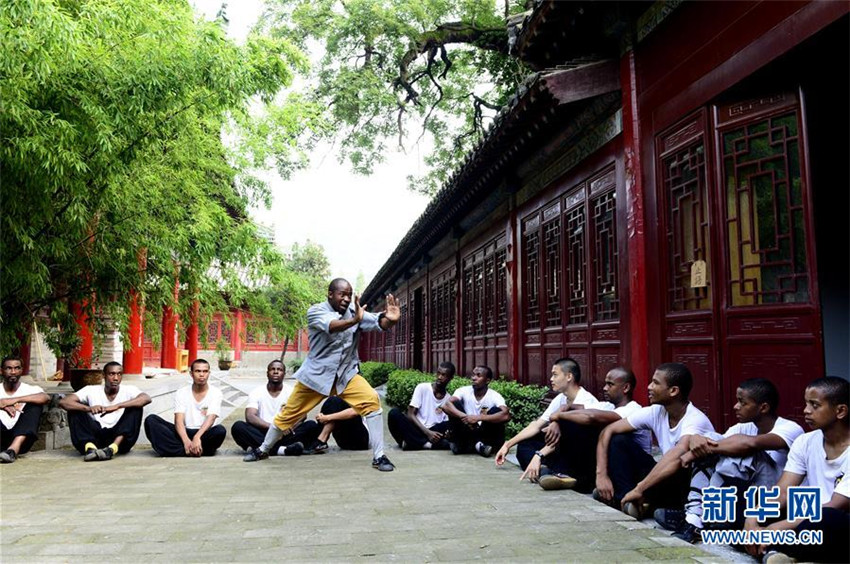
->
[359, 361, 397, 387]
[385, 370, 547, 437]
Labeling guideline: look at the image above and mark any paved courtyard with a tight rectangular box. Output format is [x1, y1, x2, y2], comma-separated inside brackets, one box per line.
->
[1, 377, 739, 563]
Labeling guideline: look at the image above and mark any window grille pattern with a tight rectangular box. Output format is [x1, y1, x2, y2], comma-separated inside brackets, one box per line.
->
[663, 142, 712, 311]
[543, 219, 562, 327]
[592, 190, 619, 320]
[722, 111, 809, 305]
[495, 247, 508, 332]
[524, 229, 540, 329]
[566, 205, 587, 324]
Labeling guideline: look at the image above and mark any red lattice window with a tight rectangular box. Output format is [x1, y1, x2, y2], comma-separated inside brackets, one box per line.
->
[495, 247, 508, 332]
[462, 263, 475, 336]
[722, 111, 810, 306]
[543, 217, 562, 327]
[524, 224, 540, 330]
[592, 190, 619, 320]
[662, 141, 712, 311]
[566, 203, 587, 324]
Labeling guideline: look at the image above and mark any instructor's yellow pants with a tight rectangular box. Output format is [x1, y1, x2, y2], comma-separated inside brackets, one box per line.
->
[272, 374, 380, 431]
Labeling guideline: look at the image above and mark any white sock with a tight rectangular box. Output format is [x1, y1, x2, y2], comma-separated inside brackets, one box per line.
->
[276, 446, 286, 456]
[364, 410, 385, 459]
[423, 442, 432, 449]
[475, 441, 484, 451]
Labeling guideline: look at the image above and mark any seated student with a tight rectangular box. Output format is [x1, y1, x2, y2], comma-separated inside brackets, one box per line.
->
[231, 360, 319, 457]
[654, 377, 803, 543]
[494, 357, 600, 479]
[59, 362, 152, 461]
[595, 362, 716, 519]
[441, 365, 511, 457]
[0, 356, 50, 464]
[144, 359, 226, 457]
[387, 362, 455, 450]
[310, 396, 370, 453]
[744, 376, 849, 563]
[523, 367, 651, 492]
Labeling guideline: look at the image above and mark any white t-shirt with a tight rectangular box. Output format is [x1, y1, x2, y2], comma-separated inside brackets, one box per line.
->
[0, 382, 45, 429]
[540, 387, 600, 421]
[453, 386, 506, 416]
[174, 385, 222, 429]
[784, 430, 850, 503]
[722, 417, 804, 469]
[410, 382, 450, 428]
[593, 400, 653, 454]
[627, 402, 716, 454]
[834, 473, 850, 499]
[74, 384, 144, 429]
[246, 385, 289, 424]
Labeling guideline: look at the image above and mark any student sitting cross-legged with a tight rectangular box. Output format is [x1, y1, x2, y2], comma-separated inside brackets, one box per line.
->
[0, 356, 50, 464]
[441, 365, 510, 457]
[744, 376, 849, 563]
[59, 362, 152, 461]
[387, 362, 455, 451]
[230, 360, 320, 457]
[595, 362, 716, 519]
[144, 359, 226, 457]
[653, 377, 804, 543]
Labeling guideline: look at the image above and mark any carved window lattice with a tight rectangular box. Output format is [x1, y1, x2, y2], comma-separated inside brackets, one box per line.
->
[473, 260, 485, 336]
[484, 252, 496, 334]
[566, 206, 587, 324]
[462, 264, 475, 336]
[430, 273, 456, 342]
[722, 111, 810, 305]
[524, 230, 540, 329]
[495, 247, 508, 332]
[663, 142, 712, 311]
[543, 219, 562, 327]
[592, 190, 619, 320]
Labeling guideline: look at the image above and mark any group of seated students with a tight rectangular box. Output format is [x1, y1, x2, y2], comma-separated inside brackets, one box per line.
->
[2, 354, 847, 561]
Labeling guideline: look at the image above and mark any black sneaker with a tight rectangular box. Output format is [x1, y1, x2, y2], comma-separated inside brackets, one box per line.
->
[449, 442, 464, 455]
[94, 447, 114, 461]
[304, 439, 328, 455]
[283, 442, 304, 456]
[372, 454, 395, 472]
[654, 508, 686, 531]
[475, 442, 493, 457]
[243, 447, 268, 462]
[83, 448, 99, 462]
[672, 524, 702, 544]
[432, 438, 451, 450]
[0, 449, 17, 464]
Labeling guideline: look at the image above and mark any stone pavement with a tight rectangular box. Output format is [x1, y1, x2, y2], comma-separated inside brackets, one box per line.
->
[2, 394, 742, 563]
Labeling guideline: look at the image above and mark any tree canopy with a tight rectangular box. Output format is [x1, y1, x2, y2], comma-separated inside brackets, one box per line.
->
[258, 0, 532, 196]
[0, 0, 317, 358]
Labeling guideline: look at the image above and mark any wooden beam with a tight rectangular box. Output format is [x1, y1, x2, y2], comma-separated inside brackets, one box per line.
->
[541, 59, 620, 106]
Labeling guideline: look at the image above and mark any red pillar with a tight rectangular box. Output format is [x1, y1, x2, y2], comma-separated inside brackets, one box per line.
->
[621, 50, 651, 393]
[231, 309, 243, 361]
[160, 279, 179, 369]
[71, 300, 95, 368]
[185, 300, 199, 365]
[123, 291, 144, 374]
[15, 329, 31, 375]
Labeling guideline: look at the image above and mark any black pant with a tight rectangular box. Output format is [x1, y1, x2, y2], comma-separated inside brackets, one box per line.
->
[321, 396, 368, 450]
[387, 407, 450, 449]
[0, 404, 43, 454]
[607, 432, 690, 507]
[231, 419, 320, 453]
[446, 400, 506, 453]
[769, 507, 850, 563]
[143, 414, 226, 457]
[68, 407, 143, 454]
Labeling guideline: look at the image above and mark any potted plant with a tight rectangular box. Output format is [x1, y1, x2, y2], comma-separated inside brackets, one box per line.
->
[216, 340, 235, 371]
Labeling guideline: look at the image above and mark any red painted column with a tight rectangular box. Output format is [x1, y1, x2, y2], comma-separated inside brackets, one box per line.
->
[231, 309, 244, 361]
[71, 300, 95, 368]
[160, 279, 179, 369]
[621, 50, 651, 393]
[15, 330, 31, 375]
[122, 291, 145, 374]
[185, 299, 199, 365]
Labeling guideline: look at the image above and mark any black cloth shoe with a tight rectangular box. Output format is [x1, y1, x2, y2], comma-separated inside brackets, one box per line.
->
[83, 448, 99, 462]
[243, 447, 268, 462]
[283, 442, 304, 456]
[94, 447, 114, 461]
[654, 508, 686, 531]
[0, 449, 17, 463]
[372, 454, 395, 472]
[672, 524, 702, 544]
[304, 439, 328, 455]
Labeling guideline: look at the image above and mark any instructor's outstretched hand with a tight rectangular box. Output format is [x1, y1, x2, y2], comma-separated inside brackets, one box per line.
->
[384, 294, 400, 322]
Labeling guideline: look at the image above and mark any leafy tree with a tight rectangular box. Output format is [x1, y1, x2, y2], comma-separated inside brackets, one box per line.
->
[258, 0, 532, 195]
[0, 0, 313, 358]
[286, 239, 332, 296]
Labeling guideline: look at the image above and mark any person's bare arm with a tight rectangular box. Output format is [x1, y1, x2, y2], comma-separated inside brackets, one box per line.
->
[316, 407, 358, 423]
[405, 405, 443, 444]
[495, 418, 547, 465]
[174, 412, 194, 455]
[441, 397, 465, 419]
[245, 407, 269, 431]
[58, 393, 88, 412]
[551, 408, 622, 426]
[595, 417, 637, 501]
[744, 471, 805, 557]
[103, 392, 151, 413]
